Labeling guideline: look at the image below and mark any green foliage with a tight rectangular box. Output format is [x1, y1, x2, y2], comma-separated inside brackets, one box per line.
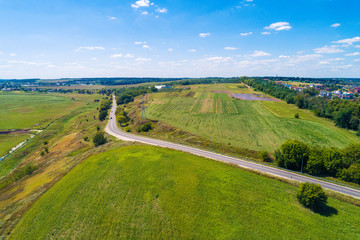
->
[43, 140, 48, 145]
[93, 131, 107, 147]
[294, 112, 299, 118]
[83, 136, 89, 141]
[10, 146, 360, 239]
[138, 122, 153, 132]
[98, 110, 107, 121]
[339, 164, 360, 184]
[259, 151, 271, 162]
[0, 164, 38, 190]
[44, 147, 49, 154]
[297, 183, 328, 211]
[124, 126, 131, 132]
[275, 140, 309, 171]
[276, 140, 360, 185]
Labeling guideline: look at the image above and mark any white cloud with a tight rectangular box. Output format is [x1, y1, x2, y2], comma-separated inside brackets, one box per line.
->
[91, 57, 97, 61]
[168, 48, 173, 52]
[314, 45, 344, 54]
[345, 52, 360, 56]
[142, 44, 150, 49]
[224, 47, 238, 50]
[135, 57, 152, 61]
[134, 41, 144, 45]
[355, 45, 360, 48]
[261, 32, 271, 35]
[205, 57, 232, 63]
[250, 50, 271, 57]
[331, 23, 341, 28]
[76, 46, 105, 51]
[199, 33, 210, 38]
[291, 54, 322, 63]
[9, 53, 16, 56]
[265, 22, 292, 31]
[333, 37, 360, 45]
[111, 53, 134, 58]
[141, 11, 148, 15]
[354, 59, 360, 62]
[240, 32, 252, 36]
[188, 49, 197, 52]
[156, 8, 167, 13]
[131, 0, 150, 8]
[107, 16, 117, 20]
[111, 54, 123, 58]
[279, 55, 290, 59]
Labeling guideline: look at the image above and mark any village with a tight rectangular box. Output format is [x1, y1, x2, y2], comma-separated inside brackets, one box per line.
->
[275, 81, 360, 100]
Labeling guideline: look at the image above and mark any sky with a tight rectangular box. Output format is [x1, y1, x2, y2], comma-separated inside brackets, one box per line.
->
[0, 0, 360, 79]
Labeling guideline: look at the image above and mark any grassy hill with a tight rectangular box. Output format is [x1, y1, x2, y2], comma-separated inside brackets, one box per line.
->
[145, 84, 359, 151]
[10, 145, 360, 239]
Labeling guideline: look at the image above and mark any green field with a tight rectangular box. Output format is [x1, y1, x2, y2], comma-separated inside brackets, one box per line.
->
[146, 84, 359, 151]
[0, 93, 85, 130]
[0, 134, 30, 157]
[10, 145, 360, 239]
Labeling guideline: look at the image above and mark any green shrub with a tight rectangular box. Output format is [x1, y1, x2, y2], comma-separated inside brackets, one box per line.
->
[297, 183, 327, 210]
[294, 113, 299, 119]
[138, 122, 153, 132]
[124, 126, 132, 132]
[259, 151, 271, 162]
[93, 131, 107, 147]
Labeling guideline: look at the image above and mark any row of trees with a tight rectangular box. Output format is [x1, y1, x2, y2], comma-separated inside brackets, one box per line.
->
[115, 86, 158, 105]
[98, 99, 112, 121]
[243, 78, 360, 132]
[275, 140, 360, 184]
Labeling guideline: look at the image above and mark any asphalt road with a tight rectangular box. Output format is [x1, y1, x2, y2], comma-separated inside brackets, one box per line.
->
[105, 96, 360, 199]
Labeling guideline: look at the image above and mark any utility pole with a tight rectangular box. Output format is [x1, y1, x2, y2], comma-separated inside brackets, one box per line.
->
[301, 150, 304, 173]
[141, 95, 146, 119]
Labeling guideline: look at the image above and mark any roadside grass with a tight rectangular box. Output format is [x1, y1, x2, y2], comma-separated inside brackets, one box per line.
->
[144, 84, 359, 152]
[0, 92, 94, 130]
[0, 93, 115, 237]
[10, 145, 360, 239]
[0, 134, 30, 157]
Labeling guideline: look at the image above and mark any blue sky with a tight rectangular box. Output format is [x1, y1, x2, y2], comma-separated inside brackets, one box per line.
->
[0, 0, 360, 78]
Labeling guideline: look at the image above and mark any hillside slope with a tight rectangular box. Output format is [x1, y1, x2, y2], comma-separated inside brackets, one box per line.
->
[10, 145, 360, 239]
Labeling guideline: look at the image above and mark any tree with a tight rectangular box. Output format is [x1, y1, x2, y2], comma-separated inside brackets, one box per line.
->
[117, 115, 128, 125]
[294, 113, 299, 119]
[93, 131, 107, 147]
[306, 149, 326, 176]
[99, 110, 107, 121]
[275, 140, 309, 171]
[297, 183, 327, 210]
[138, 122, 153, 132]
[334, 109, 352, 129]
[259, 151, 271, 162]
[339, 164, 360, 184]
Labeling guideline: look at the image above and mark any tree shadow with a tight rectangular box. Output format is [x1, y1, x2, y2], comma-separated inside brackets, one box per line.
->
[313, 205, 338, 217]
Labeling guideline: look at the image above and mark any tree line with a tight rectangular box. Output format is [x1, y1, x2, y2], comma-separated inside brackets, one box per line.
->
[275, 140, 360, 184]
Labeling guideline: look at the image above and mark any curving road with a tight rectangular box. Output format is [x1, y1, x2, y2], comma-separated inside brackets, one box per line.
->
[106, 96, 360, 199]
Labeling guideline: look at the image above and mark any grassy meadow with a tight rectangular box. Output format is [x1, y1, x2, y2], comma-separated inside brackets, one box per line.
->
[145, 84, 359, 151]
[10, 145, 360, 239]
[0, 134, 30, 157]
[0, 93, 114, 237]
[0, 93, 89, 130]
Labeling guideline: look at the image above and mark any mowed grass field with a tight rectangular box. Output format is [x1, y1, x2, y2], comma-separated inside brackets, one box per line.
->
[0, 93, 86, 130]
[10, 145, 360, 239]
[0, 134, 30, 157]
[146, 84, 359, 151]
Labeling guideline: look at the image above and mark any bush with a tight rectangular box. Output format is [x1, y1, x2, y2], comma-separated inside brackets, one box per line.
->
[93, 131, 107, 147]
[259, 151, 271, 162]
[297, 183, 327, 210]
[124, 126, 132, 132]
[294, 113, 299, 119]
[138, 122, 153, 132]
